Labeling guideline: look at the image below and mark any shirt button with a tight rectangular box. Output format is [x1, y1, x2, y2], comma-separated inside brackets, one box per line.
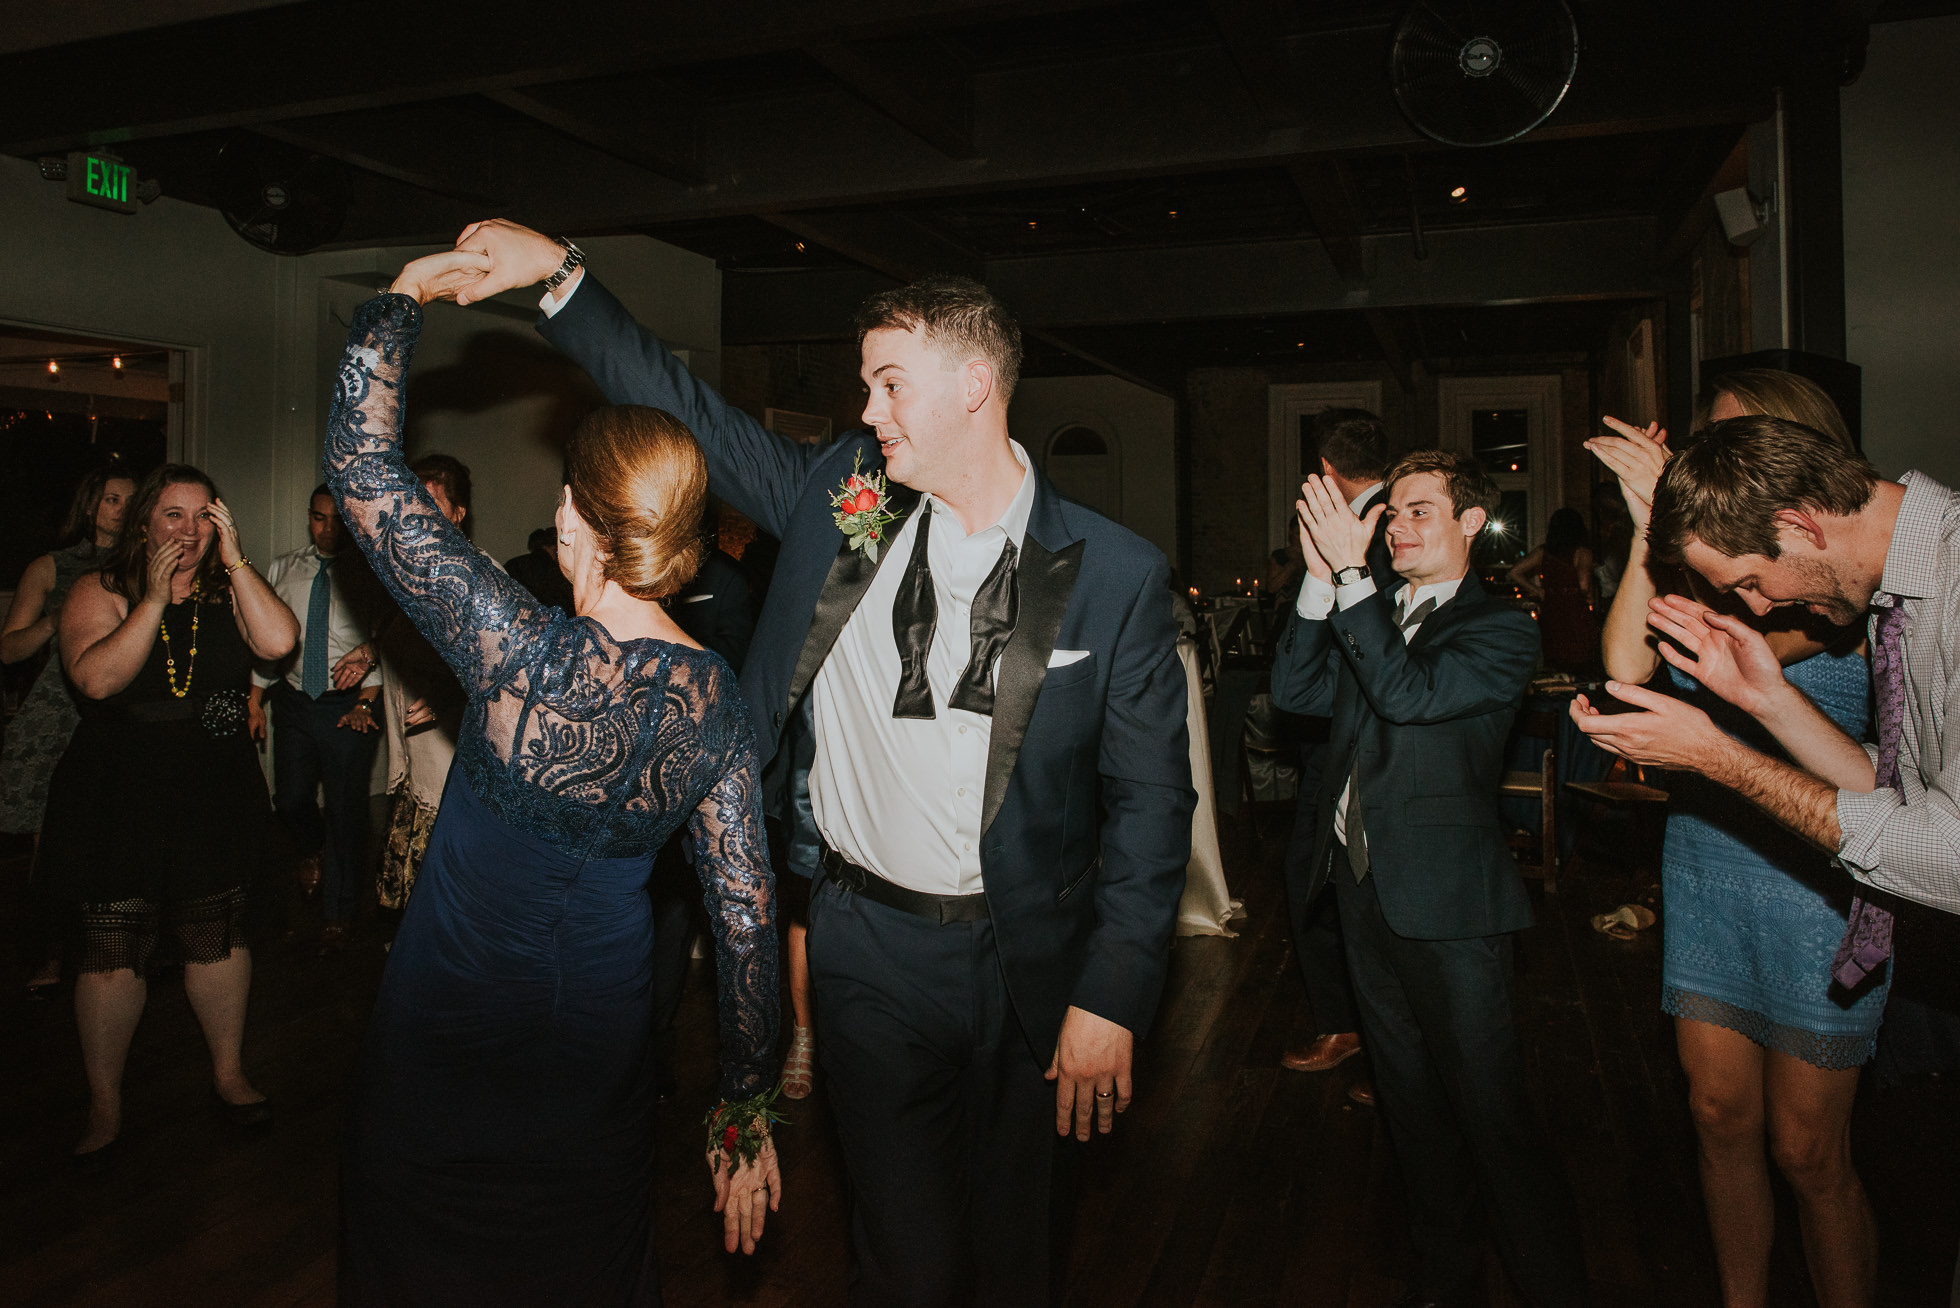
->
[957, 787, 966, 796]
[958, 725, 967, 735]
[963, 841, 971, 852]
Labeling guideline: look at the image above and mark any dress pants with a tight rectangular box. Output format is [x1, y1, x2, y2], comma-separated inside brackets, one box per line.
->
[1283, 792, 1358, 1034]
[1334, 857, 1588, 1307]
[807, 874, 1064, 1308]
[271, 683, 379, 925]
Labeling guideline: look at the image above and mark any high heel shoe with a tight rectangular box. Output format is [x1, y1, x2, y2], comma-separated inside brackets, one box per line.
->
[72, 1136, 120, 1172]
[211, 1087, 274, 1129]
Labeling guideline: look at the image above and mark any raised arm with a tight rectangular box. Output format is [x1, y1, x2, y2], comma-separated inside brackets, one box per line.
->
[448, 219, 822, 539]
[323, 260, 556, 696]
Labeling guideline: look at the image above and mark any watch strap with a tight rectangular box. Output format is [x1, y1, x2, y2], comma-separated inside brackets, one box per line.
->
[543, 237, 586, 292]
[1333, 566, 1369, 587]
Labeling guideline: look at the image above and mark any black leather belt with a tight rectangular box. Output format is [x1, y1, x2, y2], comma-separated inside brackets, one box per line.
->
[819, 846, 989, 925]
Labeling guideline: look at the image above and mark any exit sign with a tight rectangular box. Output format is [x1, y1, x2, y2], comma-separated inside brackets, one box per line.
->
[67, 152, 137, 214]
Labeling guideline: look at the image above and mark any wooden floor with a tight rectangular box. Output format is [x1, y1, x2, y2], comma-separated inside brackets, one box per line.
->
[4, 813, 1959, 1307]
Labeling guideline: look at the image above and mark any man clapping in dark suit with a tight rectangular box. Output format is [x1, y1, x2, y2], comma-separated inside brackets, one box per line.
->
[1271, 451, 1588, 1308]
[449, 220, 1195, 1307]
[1279, 408, 1395, 1083]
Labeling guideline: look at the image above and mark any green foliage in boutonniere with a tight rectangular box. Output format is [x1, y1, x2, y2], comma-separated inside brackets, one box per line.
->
[830, 452, 899, 563]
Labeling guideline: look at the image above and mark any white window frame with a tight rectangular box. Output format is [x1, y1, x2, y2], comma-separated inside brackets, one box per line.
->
[1266, 381, 1385, 551]
[1436, 375, 1563, 549]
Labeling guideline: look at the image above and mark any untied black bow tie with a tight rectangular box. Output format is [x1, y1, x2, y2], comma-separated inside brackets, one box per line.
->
[891, 505, 1020, 719]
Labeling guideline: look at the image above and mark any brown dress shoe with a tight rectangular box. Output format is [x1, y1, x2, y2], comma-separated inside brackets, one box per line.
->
[297, 854, 322, 901]
[1346, 1080, 1378, 1108]
[1280, 1031, 1363, 1073]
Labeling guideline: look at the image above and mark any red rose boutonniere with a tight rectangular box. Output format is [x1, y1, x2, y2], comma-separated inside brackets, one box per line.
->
[831, 452, 899, 563]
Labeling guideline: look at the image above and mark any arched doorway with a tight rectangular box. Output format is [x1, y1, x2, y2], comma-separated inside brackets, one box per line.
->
[1043, 423, 1120, 519]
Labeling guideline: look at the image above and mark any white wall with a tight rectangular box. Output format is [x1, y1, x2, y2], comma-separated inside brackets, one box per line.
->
[1843, 15, 1960, 482]
[1008, 374, 1178, 565]
[0, 152, 721, 567]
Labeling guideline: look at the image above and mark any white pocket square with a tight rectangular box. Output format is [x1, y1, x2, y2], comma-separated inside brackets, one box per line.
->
[1048, 649, 1091, 668]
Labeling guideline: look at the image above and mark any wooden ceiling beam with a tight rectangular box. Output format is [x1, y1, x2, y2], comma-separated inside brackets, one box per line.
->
[483, 85, 706, 186]
[1362, 309, 1415, 394]
[0, 0, 1131, 154]
[1205, 0, 1303, 129]
[809, 39, 976, 159]
[725, 215, 1661, 342]
[1287, 155, 1365, 284]
[254, 120, 505, 207]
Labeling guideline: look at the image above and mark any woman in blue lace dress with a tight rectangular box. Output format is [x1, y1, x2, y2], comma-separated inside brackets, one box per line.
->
[1590, 370, 1881, 1308]
[330, 252, 781, 1307]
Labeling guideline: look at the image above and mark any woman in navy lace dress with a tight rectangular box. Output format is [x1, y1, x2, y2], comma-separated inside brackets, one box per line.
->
[331, 252, 781, 1307]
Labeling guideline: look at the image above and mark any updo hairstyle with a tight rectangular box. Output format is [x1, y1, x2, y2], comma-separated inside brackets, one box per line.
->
[563, 405, 707, 601]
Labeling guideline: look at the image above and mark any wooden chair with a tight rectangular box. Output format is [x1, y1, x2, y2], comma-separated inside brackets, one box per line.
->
[1567, 763, 1671, 875]
[1501, 745, 1559, 892]
[1237, 692, 1300, 843]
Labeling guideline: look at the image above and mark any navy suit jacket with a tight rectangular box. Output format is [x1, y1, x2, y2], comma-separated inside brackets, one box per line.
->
[538, 276, 1196, 1057]
[1269, 572, 1540, 940]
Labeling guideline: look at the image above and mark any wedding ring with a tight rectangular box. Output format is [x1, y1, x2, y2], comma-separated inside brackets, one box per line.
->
[1095, 1090, 1112, 1099]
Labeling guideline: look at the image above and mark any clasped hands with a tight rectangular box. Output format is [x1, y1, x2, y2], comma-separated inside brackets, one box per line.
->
[1295, 474, 1384, 581]
[1570, 593, 1792, 771]
[386, 220, 580, 308]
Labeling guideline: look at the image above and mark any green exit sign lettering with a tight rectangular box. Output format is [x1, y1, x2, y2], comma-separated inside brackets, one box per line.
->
[66, 152, 137, 214]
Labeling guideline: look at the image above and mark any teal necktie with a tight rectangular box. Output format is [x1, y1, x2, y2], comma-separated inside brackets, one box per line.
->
[301, 556, 333, 697]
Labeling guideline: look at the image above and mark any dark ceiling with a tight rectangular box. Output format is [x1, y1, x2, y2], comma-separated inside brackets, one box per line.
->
[0, 0, 1896, 385]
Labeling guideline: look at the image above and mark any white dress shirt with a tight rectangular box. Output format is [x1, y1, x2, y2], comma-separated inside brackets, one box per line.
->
[809, 444, 1038, 895]
[1295, 570, 1464, 848]
[255, 544, 383, 692]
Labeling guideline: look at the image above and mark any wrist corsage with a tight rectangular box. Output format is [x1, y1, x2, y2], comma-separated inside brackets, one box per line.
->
[704, 1084, 787, 1168]
[830, 452, 899, 563]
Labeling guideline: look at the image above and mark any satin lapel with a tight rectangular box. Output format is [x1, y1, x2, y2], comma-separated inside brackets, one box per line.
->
[982, 532, 1084, 836]
[787, 484, 923, 707]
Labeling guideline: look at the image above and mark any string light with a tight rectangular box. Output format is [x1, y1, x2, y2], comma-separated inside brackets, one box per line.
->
[112, 355, 123, 369]
[46, 360, 59, 375]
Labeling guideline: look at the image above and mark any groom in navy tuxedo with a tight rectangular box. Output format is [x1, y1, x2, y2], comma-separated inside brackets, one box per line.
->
[452, 221, 1195, 1306]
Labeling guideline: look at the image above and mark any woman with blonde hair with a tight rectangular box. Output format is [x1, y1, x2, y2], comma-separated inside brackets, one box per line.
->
[1588, 369, 1880, 1308]
[41, 463, 299, 1160]
[333, 250, 780, 1307]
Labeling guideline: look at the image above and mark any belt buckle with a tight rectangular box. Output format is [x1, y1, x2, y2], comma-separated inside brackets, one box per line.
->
[825, 849, 867, 894]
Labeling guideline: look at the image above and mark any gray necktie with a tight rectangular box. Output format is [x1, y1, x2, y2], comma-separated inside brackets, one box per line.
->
[1343, 593, 1438, 882]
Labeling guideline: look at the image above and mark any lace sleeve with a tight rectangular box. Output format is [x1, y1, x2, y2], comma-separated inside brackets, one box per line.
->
[323, 293, 554, 695]
[688, 706, 780, 1100]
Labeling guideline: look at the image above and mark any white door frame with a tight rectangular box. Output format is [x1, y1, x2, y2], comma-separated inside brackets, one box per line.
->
[1267, 381, 1385, 550]
[1436, 375, 1563, 548]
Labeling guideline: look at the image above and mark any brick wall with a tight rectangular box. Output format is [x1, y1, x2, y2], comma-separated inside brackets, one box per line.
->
[720, 342, 865, 438]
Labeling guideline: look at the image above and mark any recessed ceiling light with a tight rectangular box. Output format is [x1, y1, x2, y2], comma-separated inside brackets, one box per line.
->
[1027, 220, 1038, 229]
[1449, 185, 1468, 202]
[47, 360, 59, 375]
[793, 241, 806, 252]
[1168, 209, 1179, 218]
[112, 355, 123, 369]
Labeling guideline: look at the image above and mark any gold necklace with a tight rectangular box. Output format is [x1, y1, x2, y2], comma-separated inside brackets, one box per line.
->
[160, 580, 201, 699]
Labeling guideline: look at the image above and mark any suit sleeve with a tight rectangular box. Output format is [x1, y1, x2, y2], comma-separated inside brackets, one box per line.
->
[536, 273, 816, 539]
[1268, 607, 1339, 716]
[1331, 595, 1539, 725]
[1071, 558, 1197, 1037]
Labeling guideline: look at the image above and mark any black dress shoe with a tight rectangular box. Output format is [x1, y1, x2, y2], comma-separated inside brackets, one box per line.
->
[72, 1137, 120, 1172]
[211, 1088, 274, 1129]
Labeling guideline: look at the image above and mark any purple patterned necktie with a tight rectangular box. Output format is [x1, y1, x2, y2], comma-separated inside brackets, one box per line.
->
[1831, 600, 1908, 989]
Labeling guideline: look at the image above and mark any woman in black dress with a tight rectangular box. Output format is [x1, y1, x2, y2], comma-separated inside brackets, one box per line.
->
[44, 465, 299, 1160]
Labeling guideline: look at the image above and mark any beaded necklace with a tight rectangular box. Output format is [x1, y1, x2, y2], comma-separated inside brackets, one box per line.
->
[160, 580, 202, 699]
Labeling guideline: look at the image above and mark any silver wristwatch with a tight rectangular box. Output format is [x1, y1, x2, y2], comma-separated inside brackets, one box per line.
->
[1333, 566, 1369, 587]
[543, 237, 586, 292]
